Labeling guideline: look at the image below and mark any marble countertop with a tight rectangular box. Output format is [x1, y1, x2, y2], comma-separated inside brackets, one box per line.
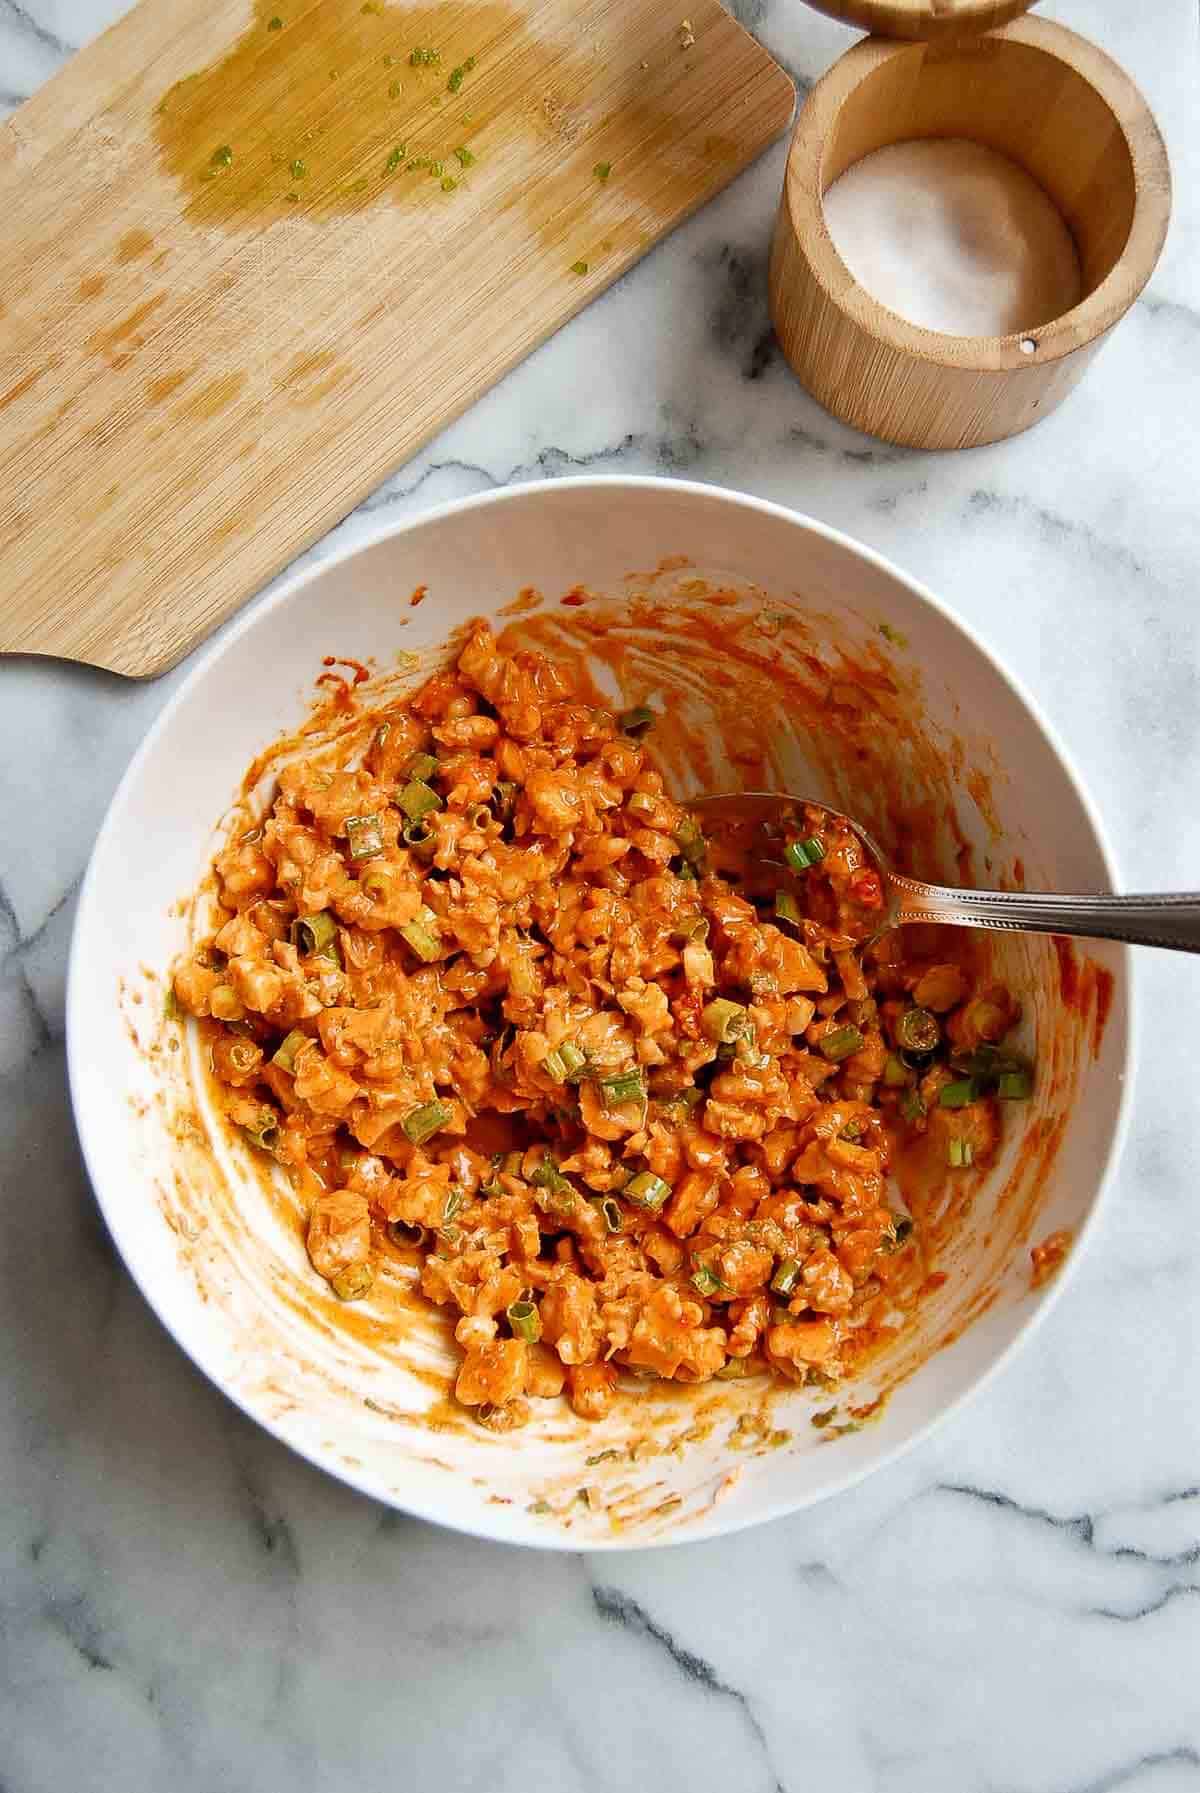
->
[3, 1, 1199, 1787]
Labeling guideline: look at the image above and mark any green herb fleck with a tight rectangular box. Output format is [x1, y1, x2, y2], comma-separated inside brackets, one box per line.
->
[410, 45, 440, 66]
[284, 190, 299, 203]
[527, 1499, 551, 1515]
[428, 159, 444, 177]
[454, 145, 475, 167]
[290, 158, 307, 179]
[385, 143, 407, 171]
[441, 175, 457, 191]
[593, 160, 612, 181]
[446, 54, 476, 92]
[570, 259, 589, 276]
[879, 621, 909, 648]
[388, 79, 402, 97]
[210, 144, 234, 168]
[164, 987, 181, 1022]
[267, 14, 283, 28]
[585, 1448, 622, 1466]
[811, 1406, 837, 1428]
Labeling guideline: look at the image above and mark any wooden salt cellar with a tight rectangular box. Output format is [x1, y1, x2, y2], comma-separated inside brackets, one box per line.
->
[769, 7, 1172, 449]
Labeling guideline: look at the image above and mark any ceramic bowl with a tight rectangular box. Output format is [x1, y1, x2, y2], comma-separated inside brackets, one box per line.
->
[68, 477, 1132, 1548]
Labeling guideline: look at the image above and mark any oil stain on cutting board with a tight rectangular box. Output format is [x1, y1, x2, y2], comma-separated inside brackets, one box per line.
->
[0, 0, 792, 676]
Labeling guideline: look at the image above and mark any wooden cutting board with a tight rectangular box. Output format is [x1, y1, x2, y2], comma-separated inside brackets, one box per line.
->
[0, 0, 792, 677]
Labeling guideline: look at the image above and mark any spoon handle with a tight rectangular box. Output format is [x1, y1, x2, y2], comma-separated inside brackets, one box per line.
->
[890, 882, 1200, 954]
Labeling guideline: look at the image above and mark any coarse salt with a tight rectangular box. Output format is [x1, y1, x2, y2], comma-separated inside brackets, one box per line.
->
[822, 138, 1082, 338]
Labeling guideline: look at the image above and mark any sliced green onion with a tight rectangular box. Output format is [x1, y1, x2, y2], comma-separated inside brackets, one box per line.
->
[400, 905, 441, 962]
[402, 1099, 451, 1145]
[241, 1114, 279, 1152]
[900, 1087, 926, 1123]
[292, 910, 338, 956]
[443, 1186, 465, 1223]
[506, 1298, 540, 1342]
[388, 1218, 428, 1248]
[625, 1171, 670, 1211]
[883, 1052, 909, 1088]
[674, 817, 706, 865]
[701, 998, 747, 1044]
[596, 1196, 623, 1233]
[627, 792, 657, 817]
[676, 860, 698, 881]
[542, 1046, 571, 1083]
[556, 1042, 588, 1079]
[716, 1357, 758, 1380]
[947, 1137, 975, 1168]
[938, 1078, 979, 1109]
[529, 1157, 573, 1200]
[272, 1028, 309, 1073]
[771, 1258, 800, 1296]
[599, 1069, 645, 1107]
[998, 1069, 1033, 1100]
[775, 889, 802, 925]
[819, 1025, 865, 1063]
[619, 705, 655, 735]
[404, 752, 438, 782]
[402, 819, 435, 857]
[691, 1265, 726, 1298]
[345, 813, 384, 861]
[785, 835, 826, 872]
[399, 780, 442, 821]
[330, 1262, 373, 1301]
[897, 1007, 940, 1053]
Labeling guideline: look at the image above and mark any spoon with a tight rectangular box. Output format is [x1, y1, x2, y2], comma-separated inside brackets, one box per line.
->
[689, 793, 1200, 955]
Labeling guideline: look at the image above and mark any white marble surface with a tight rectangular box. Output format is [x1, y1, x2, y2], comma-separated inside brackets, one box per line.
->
[3, 1, 1200, 1786]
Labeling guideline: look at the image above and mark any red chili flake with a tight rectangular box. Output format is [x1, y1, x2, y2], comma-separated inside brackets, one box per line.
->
[560, 586, 588, 607]
[849, 869, 883, 908]
[410, 584, 428, 608]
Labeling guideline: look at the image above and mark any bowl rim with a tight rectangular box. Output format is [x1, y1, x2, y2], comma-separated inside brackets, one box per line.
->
[66, 473, 1136, 1550]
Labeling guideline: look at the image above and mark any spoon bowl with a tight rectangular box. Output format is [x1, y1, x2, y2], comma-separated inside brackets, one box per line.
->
[692, 792, 1200, 956]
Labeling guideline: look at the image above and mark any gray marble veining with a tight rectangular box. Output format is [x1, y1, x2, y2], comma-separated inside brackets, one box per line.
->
[2, 0, 1198, 1787]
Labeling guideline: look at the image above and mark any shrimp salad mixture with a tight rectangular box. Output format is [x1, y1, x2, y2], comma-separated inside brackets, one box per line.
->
[173, 622, 1033, 1431]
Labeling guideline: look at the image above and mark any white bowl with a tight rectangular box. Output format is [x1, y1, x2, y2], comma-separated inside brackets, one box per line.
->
[68, 477, 1132, 1549]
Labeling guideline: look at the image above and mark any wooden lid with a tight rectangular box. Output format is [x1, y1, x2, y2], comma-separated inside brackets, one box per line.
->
[802, 0, 1037, 41]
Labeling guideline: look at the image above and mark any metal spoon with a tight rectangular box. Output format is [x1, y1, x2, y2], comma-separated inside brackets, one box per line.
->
[690, 793, 1200, 954]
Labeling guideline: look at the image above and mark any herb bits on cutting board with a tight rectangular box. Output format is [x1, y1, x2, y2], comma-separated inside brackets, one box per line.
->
[0, 0, 793, 675]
